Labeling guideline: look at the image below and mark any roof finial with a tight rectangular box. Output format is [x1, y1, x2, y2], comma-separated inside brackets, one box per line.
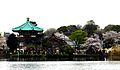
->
[27, 17, 30, 21]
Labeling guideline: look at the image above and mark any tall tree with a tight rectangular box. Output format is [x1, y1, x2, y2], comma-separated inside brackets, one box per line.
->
[57, 25, 79, 36]
[67, 25, 78, 33]
[103, 38, 114, 48]
[104, 24, 114, 32]
[57, 26, 68, 33]
[83, 20, 99, 37]
[76, 24, 82, 29]
[60, 45, 73, 56]
[6, 33, 18, 53]
[104, 24, 120, 32]
[69, 30, 87, 45]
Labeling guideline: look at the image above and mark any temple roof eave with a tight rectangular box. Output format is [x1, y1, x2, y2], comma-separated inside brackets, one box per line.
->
[12, 21, 44, 32]
[12, 29, 43, 32]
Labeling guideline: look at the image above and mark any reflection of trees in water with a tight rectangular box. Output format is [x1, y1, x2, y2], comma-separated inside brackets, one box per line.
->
[10, 56, 104, 61]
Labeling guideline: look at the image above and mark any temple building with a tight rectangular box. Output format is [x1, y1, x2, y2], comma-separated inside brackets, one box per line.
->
[12, 18, 44, 46]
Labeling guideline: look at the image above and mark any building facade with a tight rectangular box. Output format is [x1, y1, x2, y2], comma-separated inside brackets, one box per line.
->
[12, 18, 44, 47]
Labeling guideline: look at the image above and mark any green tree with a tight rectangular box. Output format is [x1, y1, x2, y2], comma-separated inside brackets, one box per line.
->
[104, 24, 120, 32]
[103, 38, 114, 48]
[60, 45, 73, 56]
[57, 26, 68, 33]
[94, 29, 104, 40]
[104, 24, 113, 32]
[67, 25, 79, 33]
[6, 33, 18, 53]
[42, 38, 52, 48]
[57, 25, 79, 36]
[83, 20, 99, 37]
[69, 30, 87, 45]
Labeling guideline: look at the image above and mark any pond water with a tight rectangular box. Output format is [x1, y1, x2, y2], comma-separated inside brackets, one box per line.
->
[0, 61, 120, 70]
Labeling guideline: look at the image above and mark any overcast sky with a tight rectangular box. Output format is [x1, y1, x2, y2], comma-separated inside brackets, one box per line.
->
[0, 0, 120, 33]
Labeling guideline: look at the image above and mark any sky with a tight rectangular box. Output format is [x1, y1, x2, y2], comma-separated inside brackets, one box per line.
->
[0, 0, 120, 33]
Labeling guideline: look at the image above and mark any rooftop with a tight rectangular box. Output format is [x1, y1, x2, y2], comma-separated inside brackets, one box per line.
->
[12, 18, 43, 32]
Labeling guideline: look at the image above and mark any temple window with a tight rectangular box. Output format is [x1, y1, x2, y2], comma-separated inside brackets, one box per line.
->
[19, 35, 24, 37]
[31, 35, 36, 37]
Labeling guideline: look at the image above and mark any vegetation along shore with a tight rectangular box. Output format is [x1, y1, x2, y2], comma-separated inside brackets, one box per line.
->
[0, 18, 120, 61]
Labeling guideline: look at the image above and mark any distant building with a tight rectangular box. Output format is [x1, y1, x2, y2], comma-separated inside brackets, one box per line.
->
[44, 32, 76, 54]
[12, 18, 44, 46]
[44, 33, 67, 54]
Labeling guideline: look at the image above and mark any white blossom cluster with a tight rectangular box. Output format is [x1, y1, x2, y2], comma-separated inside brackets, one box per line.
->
[85, 36, 102, 49]
[103, 31, 120, 42]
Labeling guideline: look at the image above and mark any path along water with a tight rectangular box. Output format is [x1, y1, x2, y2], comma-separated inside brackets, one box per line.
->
[0, 61, 120, 70]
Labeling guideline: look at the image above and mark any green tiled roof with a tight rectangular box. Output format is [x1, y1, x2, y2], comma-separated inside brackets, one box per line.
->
[12, 21, 43, 32]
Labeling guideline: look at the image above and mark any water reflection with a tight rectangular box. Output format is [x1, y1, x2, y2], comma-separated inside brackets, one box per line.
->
[0, 61, 120, 70]
[10, 63, 40, 70]
[9, 57, 105, 61]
